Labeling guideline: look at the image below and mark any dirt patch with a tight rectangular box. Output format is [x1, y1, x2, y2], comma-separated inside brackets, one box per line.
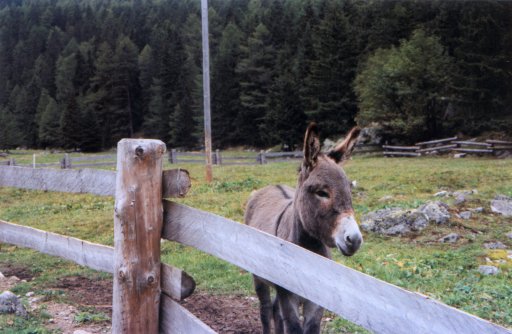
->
[54, 276, 113, 317]
[41, 301, 111, 334]
[1, 268, 262, 333]
[180, 293, 262, 333]
[53, 276, 262, 333]
[0, 263, 34, 281]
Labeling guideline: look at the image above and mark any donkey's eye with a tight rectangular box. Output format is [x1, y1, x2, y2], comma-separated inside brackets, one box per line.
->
[316, 190, 330, 199]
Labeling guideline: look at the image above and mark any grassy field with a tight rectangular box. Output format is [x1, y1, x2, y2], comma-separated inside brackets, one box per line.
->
[0, 153, 511, 332]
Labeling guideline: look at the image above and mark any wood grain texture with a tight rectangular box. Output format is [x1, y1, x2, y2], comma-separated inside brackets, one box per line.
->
[112, 139, 166, 334]
[160, 294, 216, 334]
[162, 169, 191, 198]
[0, 166, 190, 199]
[0, 166, 116, 196]
[0, 220, 195, 301]
[162, 201, 511, 334]
[0, 220, 112, 272]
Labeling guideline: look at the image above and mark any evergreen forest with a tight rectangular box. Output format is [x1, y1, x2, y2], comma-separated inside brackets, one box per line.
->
[0, 0, 511, 151]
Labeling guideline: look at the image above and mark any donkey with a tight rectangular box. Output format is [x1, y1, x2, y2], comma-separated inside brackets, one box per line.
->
[244, 123, 363, 334]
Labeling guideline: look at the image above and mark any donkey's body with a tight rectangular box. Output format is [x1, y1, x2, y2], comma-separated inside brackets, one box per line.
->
[245, 124, 362, 334]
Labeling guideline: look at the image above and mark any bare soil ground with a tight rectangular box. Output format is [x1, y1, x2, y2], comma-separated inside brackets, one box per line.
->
[1, 265, 262, 333]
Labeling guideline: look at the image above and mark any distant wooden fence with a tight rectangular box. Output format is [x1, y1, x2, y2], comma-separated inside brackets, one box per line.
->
[169, 144, 381, 165]
[383, 137, 512, 157]
[0, 139, 511, 334]
[0, 153, 117, 169]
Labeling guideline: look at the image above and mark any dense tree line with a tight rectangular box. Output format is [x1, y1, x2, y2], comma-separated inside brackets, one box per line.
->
[0, 0, 510, 151]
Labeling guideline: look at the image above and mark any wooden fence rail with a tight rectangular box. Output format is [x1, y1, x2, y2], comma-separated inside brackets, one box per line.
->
[384, 136, 512, 157]
[168, 145, 381, 165]
[1, 148, 511, 333]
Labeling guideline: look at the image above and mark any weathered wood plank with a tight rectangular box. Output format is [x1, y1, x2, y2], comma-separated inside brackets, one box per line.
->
[162, 169, 191, 198]
[0, 220, 195, 301]
[265, 151, 302, 158]
[416, 144, 457, 153]
[452, 148, 494, 154]
[486, 139, 512, 145]
[160, 294, 216, 334]
[112, 139, 165, 333]
[160, 263, 196, 301]
[70, 162, 116, 168]
[162, 201, 511, 334]
[0, 166, 116, 196]
[0, 166, 191, 199]
[70, 154, 116, 162]
[416, 136, 457, 146]
[176, 152, 206, 157]
[0, 220, 112, 272]
[383, 151, 421, 157]
[382, 145, 420, 151]
[452, 141, 492, 147]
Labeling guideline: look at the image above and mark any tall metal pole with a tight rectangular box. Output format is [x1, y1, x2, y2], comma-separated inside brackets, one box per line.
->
[201, 0, 213, 183]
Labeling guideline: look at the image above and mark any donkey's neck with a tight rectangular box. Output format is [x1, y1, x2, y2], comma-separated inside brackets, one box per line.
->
[291, 209, 330, 258]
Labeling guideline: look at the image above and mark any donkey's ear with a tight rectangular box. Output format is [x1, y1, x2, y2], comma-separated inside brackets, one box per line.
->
[327, 126, 361, 164]
[303, 123, 321, 170]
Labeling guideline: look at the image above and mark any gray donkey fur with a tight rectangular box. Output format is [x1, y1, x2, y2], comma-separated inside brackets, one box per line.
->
[244, 123, 363, 334]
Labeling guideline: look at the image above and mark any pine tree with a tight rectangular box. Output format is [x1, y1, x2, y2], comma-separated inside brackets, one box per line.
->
[307, 1, 358, 138]
[211, 22, 243, 148]
[236, 23, 275, 146]
[38, 96, 61, 148]
[144, 78, 168, 141]
[60, 95, 82, 150]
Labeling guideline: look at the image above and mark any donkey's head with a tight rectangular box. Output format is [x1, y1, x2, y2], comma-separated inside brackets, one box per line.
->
[295, 123, 362, 256]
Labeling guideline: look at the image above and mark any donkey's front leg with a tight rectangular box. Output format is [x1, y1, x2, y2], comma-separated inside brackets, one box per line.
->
[254, 276, 273, 334]
[276, 286, 302, 334]
[303, 300, 323, 334]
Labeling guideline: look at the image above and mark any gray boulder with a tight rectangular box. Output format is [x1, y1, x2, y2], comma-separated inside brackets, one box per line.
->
[490, 195, 512, 217]
[439, 233, 460, 243]
[361, 208, 429, 236]
[0, 291, 27, 317]
[478, 265, 500, 276]
[418, 201, 450, 224]
[458, 211, 472, 220]
[358, 124, 384, 145]
[483, 242, 507, 250]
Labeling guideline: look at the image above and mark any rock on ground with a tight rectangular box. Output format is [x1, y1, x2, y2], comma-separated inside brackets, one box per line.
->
[361, 208, 429, 236]
[418, 201, 451, 224]
[483, 242, 507, 249]
[478, 265, 500, 275]
[458, 211, 472, 220]
[0, 291, 27, 317]
[490, 195, 512, 217]
[439, 233, 460, 243]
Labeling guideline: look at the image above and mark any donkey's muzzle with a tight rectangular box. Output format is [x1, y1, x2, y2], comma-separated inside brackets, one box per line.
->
[335, 215, 363, 256]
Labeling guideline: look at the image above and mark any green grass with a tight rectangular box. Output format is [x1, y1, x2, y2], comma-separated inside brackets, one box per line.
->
[1, 154, 511, 332]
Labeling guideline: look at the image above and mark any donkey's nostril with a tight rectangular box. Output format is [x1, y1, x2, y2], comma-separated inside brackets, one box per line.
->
[345, 234, 353, 246]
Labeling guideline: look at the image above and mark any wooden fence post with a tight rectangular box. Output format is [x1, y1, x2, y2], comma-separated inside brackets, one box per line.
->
[214, 149, 222, 165]
[112, 139, 166, 334]
[60, 154, 71, 169]
[258, 150, 266, 164]
[169, 149, 177, 164]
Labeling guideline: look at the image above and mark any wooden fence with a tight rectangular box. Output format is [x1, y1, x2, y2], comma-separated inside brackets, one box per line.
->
[384, 137, 512, 157]
[0, 153, 117, 169]
[169, 144, 381, 165]
[0, 139, 510, 334]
